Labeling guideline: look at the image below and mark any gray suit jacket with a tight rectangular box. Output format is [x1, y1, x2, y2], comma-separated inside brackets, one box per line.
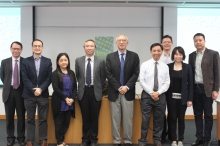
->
[0, 57, 24, 103]
[75, 56, 106, 101]
[189, 48, 220, 97]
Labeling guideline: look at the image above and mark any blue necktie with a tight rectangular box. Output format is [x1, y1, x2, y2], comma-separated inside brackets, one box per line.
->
[120, 53, 125, 85]
[86, 58, 91, 85]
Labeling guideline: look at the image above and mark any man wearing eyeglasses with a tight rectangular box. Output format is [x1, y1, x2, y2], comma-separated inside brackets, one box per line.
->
[160, 35, 173, 142]
[1, 41, 26, 146]
[22, 39, 52, 146]
[106, 35, 140, 146]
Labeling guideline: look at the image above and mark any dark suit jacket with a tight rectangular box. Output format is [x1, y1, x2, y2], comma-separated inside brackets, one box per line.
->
[75, 56, 106, 101]
[188, 48, 220, 97]
[106, 50, 140, 102]
[51, 69, 77, 118]
[21, 56, 52, 98]
[165, 62, 193, 105]
[0, 57, 24, 103]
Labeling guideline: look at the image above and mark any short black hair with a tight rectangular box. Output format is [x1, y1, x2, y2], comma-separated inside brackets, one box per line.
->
[10, 41, 23, 49]
[193, 33, 205, 40]
[171, 46, 186, 61]
[150, 43, 163, 51]
[83, 39, 96, 48]
[161, 35, 173, 43]
[32, 39, 43, 47]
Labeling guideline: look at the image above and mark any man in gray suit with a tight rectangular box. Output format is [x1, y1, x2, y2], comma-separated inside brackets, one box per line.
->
[75, 39, 106, 146]
[189, 33, 220, 146]
[0, 41, 26, 146]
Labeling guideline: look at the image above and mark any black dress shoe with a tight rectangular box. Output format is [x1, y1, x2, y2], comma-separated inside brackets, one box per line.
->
[203, 141, 209, 146]
[191, 140, 203, 146]
[7, 140, 15, 146]
[80, 142, 88, 146]
[125, 143, 132, 146]
[90, 143, 97, 146]
[114, 144, 121, 146]
[19, 140, 26, 146]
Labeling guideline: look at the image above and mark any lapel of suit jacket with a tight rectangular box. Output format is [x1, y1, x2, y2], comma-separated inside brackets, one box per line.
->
[30, 56, 38, 79]
[93, 56, 97, 77]
[114, 51, 120, 67]
[81, 56, 86, 80]
[124, 50, 130, 66]
[9, 57, 12, 72]
[201, 48, 209, 65]
[170, 63, 174, 87]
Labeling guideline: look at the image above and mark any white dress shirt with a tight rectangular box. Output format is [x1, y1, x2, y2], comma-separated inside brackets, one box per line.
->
[139, 58, 170, 95]
[85, 55, 94, 85]
[11, 57, 20, 85]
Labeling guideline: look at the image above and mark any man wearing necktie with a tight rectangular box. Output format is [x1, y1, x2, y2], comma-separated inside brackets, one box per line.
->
[106, 35, 140, 146]
[75, 39, 106, 146]
[138, 43, 170, 146]
[0, 41, 26, 146]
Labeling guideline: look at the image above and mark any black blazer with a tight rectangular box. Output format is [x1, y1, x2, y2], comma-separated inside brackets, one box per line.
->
[106, 50, 140, 102]
[51, 69, 77, 118]
[0, 57, 24, 103]
[165, 62, 193, 105]
[21, 56, 52, 98]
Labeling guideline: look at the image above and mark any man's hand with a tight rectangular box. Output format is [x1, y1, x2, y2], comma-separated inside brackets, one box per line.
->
[150, 92, 159, 101]
[33, 88, 42, 96]
[187, 101, 192, 107]
[119, 86, 128, 95]
[212, 91, 219, 100]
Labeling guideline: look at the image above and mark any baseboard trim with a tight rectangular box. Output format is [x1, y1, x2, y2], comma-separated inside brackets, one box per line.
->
[0, 115, 38, 119]
[0, 115, 217, 120]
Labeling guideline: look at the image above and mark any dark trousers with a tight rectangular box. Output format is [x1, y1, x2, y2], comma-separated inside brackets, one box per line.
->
[138, 91, 166, 145]
[4, 87, 25, 142]
[168, 98, 187, 141]
[78, 87, 101, 144]
[24, 96, 49, 142]
[193, 85, 213, 141]
[54, 110, 72, 145]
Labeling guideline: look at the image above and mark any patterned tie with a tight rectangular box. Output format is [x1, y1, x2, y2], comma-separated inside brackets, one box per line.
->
[13, 60, 19, 89]
[120, 53, 125, 85]
[153, 62, 158, 91]
[86, 58, 91, 85]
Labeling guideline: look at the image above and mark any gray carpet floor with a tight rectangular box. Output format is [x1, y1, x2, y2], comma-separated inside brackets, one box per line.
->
[0, 119, 218, 146]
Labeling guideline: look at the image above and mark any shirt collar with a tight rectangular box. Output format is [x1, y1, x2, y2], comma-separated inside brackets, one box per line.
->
[196, 48, 206, 54]
[151, 58, 160, 64]
[118, 50, 127, 56]
[12, 56, 20, 62]
[162, 52, 170, 56]
[85, 55, 94, 61]
[33, 55, 42, 60]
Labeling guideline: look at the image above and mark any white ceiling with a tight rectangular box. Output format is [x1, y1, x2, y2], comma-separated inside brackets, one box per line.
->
[1, 0, 220, 7]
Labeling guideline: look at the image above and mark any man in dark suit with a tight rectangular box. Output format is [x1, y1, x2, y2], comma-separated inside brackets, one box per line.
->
[75, 39, 106, 146]
[189, 33, 220, 146]
[22, 39, 52, 146]
[106, 35, 140, 145]
[0, 41, 26, 146]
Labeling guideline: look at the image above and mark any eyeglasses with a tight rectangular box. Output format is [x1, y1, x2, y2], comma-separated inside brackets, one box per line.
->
[11, 48, 22, 51]
[162, 41, 172, 44]
[33, 45, 42, 48]
[85, 45, 95, 48]
[117, 39, 127, 42]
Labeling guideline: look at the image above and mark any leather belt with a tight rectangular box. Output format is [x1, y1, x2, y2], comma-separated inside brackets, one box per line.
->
[195, 83, 204, 87]
[85, 85, 94, 88]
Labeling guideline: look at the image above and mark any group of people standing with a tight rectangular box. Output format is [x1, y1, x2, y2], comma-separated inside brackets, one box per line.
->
[0, 33, 219, 146]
